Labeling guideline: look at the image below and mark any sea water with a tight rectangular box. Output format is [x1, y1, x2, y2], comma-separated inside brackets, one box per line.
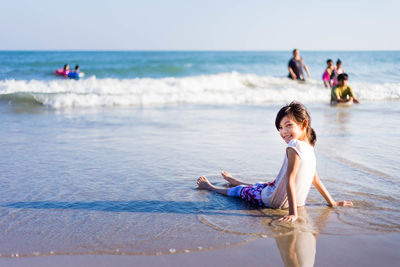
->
[0, 51, 399, 257]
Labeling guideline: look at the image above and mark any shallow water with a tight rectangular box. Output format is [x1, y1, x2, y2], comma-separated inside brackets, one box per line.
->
[0, 102, 399, 257]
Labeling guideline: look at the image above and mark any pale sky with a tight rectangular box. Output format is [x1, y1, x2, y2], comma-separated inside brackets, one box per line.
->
[1, 0, 399, 50]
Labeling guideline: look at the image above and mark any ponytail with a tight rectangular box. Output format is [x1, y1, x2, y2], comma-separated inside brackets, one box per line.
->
[307, 126, 317, 146]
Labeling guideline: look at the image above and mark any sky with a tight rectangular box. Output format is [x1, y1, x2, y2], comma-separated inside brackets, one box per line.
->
[0, 0, 399, 50]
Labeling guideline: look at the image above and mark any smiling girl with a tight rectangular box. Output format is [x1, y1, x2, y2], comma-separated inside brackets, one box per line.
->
[197, 101, 352, 222]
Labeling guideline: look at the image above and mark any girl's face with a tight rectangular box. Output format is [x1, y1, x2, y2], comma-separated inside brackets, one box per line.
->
[278, 115, 307, 144]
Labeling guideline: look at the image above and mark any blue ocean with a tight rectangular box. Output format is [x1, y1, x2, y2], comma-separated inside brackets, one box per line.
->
[1, 51, 399, 107]
[0, 51, 399, 259]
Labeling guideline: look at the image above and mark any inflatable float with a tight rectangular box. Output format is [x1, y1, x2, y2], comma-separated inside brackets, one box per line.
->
[55, 69, 84, 79]
[67, 72, 84, 79]
[55, 69, 69, 76]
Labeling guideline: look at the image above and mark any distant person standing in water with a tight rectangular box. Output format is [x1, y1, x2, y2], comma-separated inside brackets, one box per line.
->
[322, 59, 335, 88]
[288, 49, 311, 81]
[330, 59, 345, 87]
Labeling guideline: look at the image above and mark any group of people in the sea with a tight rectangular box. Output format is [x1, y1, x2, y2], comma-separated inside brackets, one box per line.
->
[55, 64, 82, 79]
[55, 50, 360, 104]
[322, 58, 343, 88]
[287, 49, 360, 105]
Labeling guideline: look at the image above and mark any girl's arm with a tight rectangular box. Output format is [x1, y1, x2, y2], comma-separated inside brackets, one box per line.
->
[279, 148, 301, 222]
[312, 172, 353, 207]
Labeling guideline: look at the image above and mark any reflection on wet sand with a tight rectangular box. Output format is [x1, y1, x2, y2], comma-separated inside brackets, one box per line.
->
[275, 231, 316, 267]
[323, 106, 352, 135]
[267, 207, 331, 267]
[197, 203, 335, 267]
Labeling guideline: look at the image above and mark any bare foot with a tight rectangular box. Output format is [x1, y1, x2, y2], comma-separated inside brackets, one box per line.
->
[197, 176, 214, 190]
[221, 171, 243, 186]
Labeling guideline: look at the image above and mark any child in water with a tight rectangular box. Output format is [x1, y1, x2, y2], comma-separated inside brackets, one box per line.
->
[322, 59, 335, 88]
[55, 64, 71, 77]
[62, 64, 70, 76]
[331, 73, 360, 104]
[67, 65, 81, 79]
[330, 59, 345, 87]
[197, 101, 353, 222]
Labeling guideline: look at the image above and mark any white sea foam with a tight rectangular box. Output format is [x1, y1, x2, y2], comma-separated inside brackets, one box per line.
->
[0, 72, 399, 108]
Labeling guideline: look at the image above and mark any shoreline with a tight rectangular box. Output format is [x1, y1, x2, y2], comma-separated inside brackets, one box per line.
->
[1, 233, 399, 267]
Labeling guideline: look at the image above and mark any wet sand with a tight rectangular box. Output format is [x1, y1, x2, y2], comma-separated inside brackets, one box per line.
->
[1, 104, 400, 266]
[1, 233, 399, 267]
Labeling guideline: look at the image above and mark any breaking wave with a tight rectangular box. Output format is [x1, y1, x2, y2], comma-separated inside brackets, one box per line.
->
[1, 72, 399, 108]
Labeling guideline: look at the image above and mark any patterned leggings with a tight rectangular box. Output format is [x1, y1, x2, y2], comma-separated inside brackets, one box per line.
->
[227, 181, 275, 206]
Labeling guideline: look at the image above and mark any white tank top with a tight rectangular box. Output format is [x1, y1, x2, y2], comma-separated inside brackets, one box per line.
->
[261, 139, 316, 208]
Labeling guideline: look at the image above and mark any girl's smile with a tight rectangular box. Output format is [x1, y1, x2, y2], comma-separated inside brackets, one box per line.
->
[278, 115, 307, 143]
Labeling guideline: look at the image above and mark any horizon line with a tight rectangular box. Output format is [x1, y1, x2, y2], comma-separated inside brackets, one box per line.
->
[1, 49, 399, 52]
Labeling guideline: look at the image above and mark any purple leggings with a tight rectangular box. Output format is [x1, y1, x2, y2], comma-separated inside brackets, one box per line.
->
[227, 181, 275, 206]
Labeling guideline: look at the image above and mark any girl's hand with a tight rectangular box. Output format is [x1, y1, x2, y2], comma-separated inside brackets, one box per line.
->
[333, 200, 353, 207]
[278, 214, 298, 223]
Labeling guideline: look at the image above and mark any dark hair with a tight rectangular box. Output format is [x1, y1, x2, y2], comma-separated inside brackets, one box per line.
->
[337, 73, 348, 81]
[75, 65, 80, 70]
[327, 59, 333, 64]
[63, 64, 69, 71]
[336, 59, 342, 65]
[292, 48, 299, 55]
[275, 101, 317, 146]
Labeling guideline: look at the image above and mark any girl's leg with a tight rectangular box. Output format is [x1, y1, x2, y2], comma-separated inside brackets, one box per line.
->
[197, 176, 266, 206]
[197, 176, 229, 195]
[221, 171, 252, 186]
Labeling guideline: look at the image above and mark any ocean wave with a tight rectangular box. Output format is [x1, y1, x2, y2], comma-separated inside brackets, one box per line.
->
[1, 73, 399, 108]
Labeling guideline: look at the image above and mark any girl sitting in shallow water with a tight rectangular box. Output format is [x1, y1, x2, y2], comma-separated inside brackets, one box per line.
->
[197, 101, 353, 222]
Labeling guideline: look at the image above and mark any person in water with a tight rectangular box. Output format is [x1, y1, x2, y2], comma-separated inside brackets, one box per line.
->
[288, 49, 311, 81]
[197, 101, 353, 222]
[62, 64, 70, 76]
[67, 65, 81, 79]
[55, 64, 70, 77]
[330, 59, 344, 87]
[331, 73, 360, 104]
[322, 59, 335, 88]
